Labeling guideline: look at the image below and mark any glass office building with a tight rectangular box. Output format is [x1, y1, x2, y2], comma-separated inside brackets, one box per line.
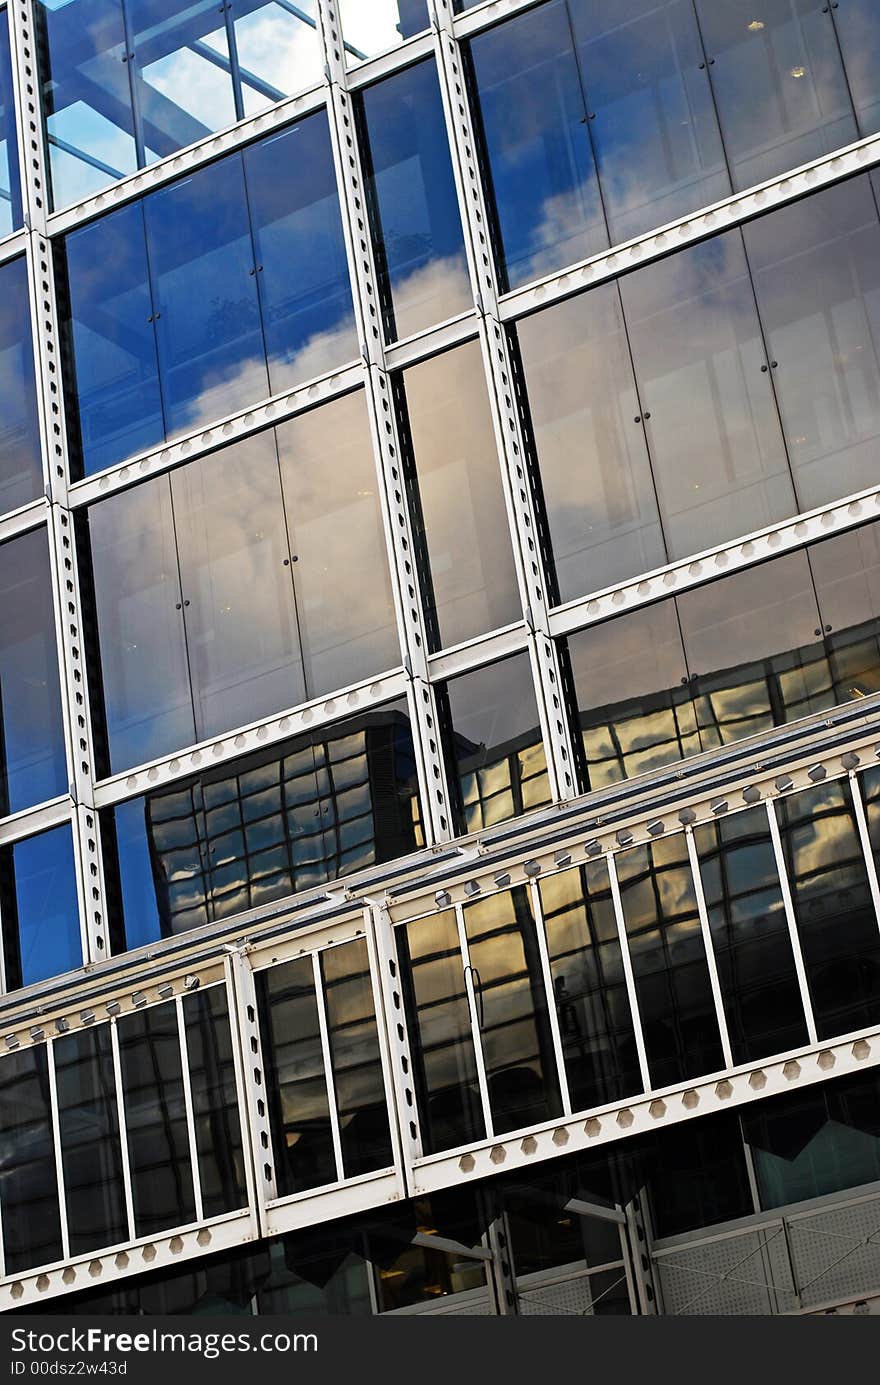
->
[1, 0, 880, 1316]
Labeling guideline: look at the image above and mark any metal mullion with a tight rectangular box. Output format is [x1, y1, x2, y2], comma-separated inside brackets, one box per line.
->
[606, 852, 651, 1094]
[685, 828, 734, 1071]
[175, 993, 204, 1223]
[849, 770, 880, 944]
[765, 797, 818, 1046]
[453, 899, 494, 1139]
[109, 1019, 137, 1243]
[362, 904, 408, 1174]
[220, 952, 265, 1237]
[311, 948, 345, 1182]
[527, 877, 572, 1116]
[46, 1038, 71, 1261]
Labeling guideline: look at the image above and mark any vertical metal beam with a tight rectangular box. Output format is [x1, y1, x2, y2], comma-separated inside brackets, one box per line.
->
[223, 946, 276, 1229]
[368, 901, 424, 1179]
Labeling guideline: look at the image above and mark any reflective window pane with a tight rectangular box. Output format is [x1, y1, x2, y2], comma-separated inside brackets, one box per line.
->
[778, 778, 880, 1039]
[832, 0, 880, 135]
[538, 860, 642, 1111]
[0, 258, 42, 515]
[0, 529, 67, 813]
[244, 117, 357, 392]
[338, 0, 429, 66]
[0, 13, 23, 235]
[440, 654, 550, 836]
[233, 0, 322, 115]
[359, 61, 470, 340]
[183, 986, 247, 1217]
[0, 1046, 63, 1274]
[55, 1025, 128, 1256]
[809, 520, 880, 706]
[128, 0, 236, 163]
[276, 392, 399, 694]
[118, 1002, 196, 1236]
[321, 938, 393, 1177]
[467, 1, 606, 291]
[463, 887, 563, 1135]
[1, 825, 80, 991]
[615, 836, 724, 1088]
[397, 909, 485, 1156]
[399, 341, 519, 649]
[694, 807, 808, 1063]
[257, 956, 337, 1195]
[695, 0, 857, 189]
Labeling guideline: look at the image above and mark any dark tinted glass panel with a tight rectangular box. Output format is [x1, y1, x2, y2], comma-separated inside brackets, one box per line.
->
[695, 0, 856, 188]
[463, 887, 563, 1135]
[321, 938, 393, 1177]
[257, 956, 336, 1195]
[183, 986, 247, 1217]
[397, 909, 486, 1155]
[694, 808, 808, 1063]
[87, 476, 194, 773]
[745, 175, 880, 511]
[256, 1232, 372, 1315]
[538, 860, 642, 1111]
[359, 61, 470, 340]
[833, 0, 880, 135]
[0, 14, 23, 236]
[144, 155, 267, 434]
[468, 1, 606, 292]
[244, 117, 357, 391]
[170, 434, 304, 740]
[645, 1111, 752, 1237]
[570, 0, 728, 244]
[61, 201, 165, 476]
[615, 836, 724, 1088]
[0, 1046, 63, 1274]
[1, 825, 80, 991]
[440, 654, 550, 836]
[400, 342, 519, 649]
[809, 520, 880, 705]
[55, 1025, 128, 1255]
[777, 778, 880, 1038]
[0, 258, 42, 514]
[516, 288, 664, 603]
[0, 529, 67, 813]
[118, 1002, 196, 1236]
[232, 0, 322, 116]
[276, 392, 399, 693]
[339, 0, 429, 65]
[619, 233, 796, 558]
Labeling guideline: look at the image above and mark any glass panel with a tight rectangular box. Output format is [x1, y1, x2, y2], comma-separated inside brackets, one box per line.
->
[128, 0, 237, 163]
[61, 200, 165, 476]
[359, 60, 470, 340]
[338, 0, 429, 66]
[0, 1046, 63, 1274]
[463, 887, 563, 1135]
[118, 1002, 196, 1236]
[87, 476, 194, 773]
[143, 154, 267, 434]
[515, 288, 664, 603]
[0, 15, 23, 235]
[615, 836, 724, 1088]
[183, 986, 247, 1217]
[374, 1240, 487, 1312]
[619, 232, 796, 559]
[0, 529, 67, 813]
[38, 0, 137, 209]
[440, 654, 550, 835]
[565, 599, 698, 791]
[538, 860, 642, 1111]
[257, 1230, 372, 1315]
[276, 392, 398, 694]
[170, 432, 304, 740]
[467, 1, 606, 292]
[694, 807, 808, 1063]
[321, 937, 393, 1177]
[832, 0, 880, 135]
[809, 520, 880, 706]
[399, 341, 519, 649]
[397, 909, 486, 1155]
[695, 0, 857, 189]
[570, 0, 728, 244]
[244, 116, 357, 391]
[744, 174, 880, 511]
[232, 0, 322, 115]
[257, 956, 336, 1195]
[55, 1025, 128, 1255]
[0, 258, 42, 514]
[645, 1111, 752, 1237]
[0, 825, 80, 991]
[777, 778, 880, 1038]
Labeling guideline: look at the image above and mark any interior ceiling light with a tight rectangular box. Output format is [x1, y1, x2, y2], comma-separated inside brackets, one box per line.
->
[748, 19, 764, 30]
[791, 65, 806, 78]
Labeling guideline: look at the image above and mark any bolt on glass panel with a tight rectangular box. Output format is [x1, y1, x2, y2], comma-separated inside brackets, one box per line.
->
[337, 0, 429, 68]
[0, 824, 81, 992]
[0, 258, 46, 516]
[0, 1044, 64, 1275]
[0, 10, 23, 236]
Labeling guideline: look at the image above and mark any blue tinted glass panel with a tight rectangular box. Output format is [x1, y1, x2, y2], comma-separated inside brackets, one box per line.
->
[244, 116, 357, 392]
[833, 0, 880, 135]
[468, 1, 606, 290]
[0, 13, 23, 235]
[1, 825, 80, 990]
[61, 200, 165, 476]
[339, 0, 429, 65]
[0, 529, 67, 813]
[232, 0, 322, 116]
[0, 258, 42, 513]
[359, 60, 470, 340]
